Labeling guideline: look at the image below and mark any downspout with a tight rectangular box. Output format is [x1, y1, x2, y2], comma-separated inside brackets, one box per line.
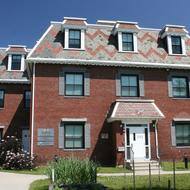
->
[31, 62, 36, 158]
[154, 120, 160, 159]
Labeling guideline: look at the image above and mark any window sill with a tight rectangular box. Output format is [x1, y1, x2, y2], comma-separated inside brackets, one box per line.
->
[64, 48, 85, 51]
[172, 98, 190, 100]
[120, 96, 140, 99]
[64, 96, 85, 99]
[63, 149, 86, 151]
[168, 54, 186, 57]
[7, 70, 24, 72]
[0, 108, 4, 110]
[118, 51, 138, 54]
[176, 146, 190, 149]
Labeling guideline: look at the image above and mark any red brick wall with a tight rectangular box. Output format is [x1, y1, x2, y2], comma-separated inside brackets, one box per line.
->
[32, 64, 190, 165]
[0, 84, 30, 138]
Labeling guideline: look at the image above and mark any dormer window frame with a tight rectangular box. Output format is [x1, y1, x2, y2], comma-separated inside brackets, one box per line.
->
[64, 27, 85, 51]
[7, 52, 25, 72]
[166, 34, 186, 56]
[117, 29, 138, 53]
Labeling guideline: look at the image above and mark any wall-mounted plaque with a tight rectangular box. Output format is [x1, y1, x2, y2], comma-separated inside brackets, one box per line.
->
[37, 128, 54, 146]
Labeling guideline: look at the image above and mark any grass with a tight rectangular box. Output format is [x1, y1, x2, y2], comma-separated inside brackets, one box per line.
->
[162, 161, 190, 171]
[0, 166, 46, 175]
[98, 167, 132, 173]
[29, 179, 50, 190]
[29, 174, 190, 190]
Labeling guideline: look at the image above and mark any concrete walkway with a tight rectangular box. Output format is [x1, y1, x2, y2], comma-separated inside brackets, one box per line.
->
[0, 172, 47, 190]
[98, 170, 190, 176]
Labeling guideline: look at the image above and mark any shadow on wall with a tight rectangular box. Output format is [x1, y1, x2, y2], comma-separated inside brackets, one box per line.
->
[4, 92, 30, 139]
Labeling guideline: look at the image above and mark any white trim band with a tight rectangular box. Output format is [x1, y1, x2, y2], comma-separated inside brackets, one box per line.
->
[61, 118, 87, 122]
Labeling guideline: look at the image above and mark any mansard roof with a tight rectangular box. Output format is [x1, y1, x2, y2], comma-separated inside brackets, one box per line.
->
[27, 17, 190, 69]
[0, 46, 30, 84]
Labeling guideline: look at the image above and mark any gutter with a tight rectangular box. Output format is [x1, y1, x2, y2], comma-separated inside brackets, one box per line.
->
[31, 62, 36, 158]
[155, 120, 160, 159]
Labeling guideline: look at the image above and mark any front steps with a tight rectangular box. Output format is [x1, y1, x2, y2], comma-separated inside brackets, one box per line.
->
[129, 160, 161, 171]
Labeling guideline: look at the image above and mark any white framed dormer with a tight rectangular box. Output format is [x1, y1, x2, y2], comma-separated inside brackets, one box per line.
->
[113, 21, 139, 53]
[6, 45, 27, 72]
[64, 28, 85, 50]
[161, 25, 188, 56]
[63, 17, 87, 51]
[118, 30, 138, 53]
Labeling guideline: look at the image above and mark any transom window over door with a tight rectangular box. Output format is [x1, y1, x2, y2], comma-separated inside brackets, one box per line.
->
[172, 77, 188, 98]
[64, 124, 84, 149]
[121, 75, 138, 97]
[0, 90, 4, 108]
[12, 55, 21, 70]
[176, 123, 190, 146]
[69, 30, 81, 48]
[122, 33, 134, 51]
[171, 36, 182, 54]
[65, 73, 84, 96]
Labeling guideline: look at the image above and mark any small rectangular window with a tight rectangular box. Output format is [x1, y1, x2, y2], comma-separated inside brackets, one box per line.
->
[0, 129, 3, 140]
[122, 33, 134, 51]
[69, 30, 81, 49]
[145, 128, 148, 145]
[0, 90, 4, 108]
[121, 75, 139, 97]
[171, 36, 182, 54]
[172, 77, 188, 98]
[24, 91, 31, 109]
[64, 124, 84, 149]
[12, 55, 21, 70]
[65, 73, 84, 96]
[176, 123, 190, 146]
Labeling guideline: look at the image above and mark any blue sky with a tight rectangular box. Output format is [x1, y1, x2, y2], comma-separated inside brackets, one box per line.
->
[0, 0, 189, 48]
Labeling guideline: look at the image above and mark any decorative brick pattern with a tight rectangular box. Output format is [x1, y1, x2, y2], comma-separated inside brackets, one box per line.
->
[86, 29, 109, 40]
[35, 42, 63, 54]
[138, 33, 157, 43]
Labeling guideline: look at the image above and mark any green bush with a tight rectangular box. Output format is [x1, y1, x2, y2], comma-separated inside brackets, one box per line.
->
[46, 157, 98, 186]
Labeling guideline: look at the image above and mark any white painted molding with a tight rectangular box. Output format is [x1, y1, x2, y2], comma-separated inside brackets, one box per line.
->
[118, 32, 122, 52]
[81, 29, 85, 50]
[133, 32, 138, 53]
[61, 118, 87, 122]
[0, 126, 5, 129]
[7, 54, 25, 71]
[64, 28, 69, 49]
[64, 17, 87, 21]
[181, 36, 186, 55]
[173, 118, 190, 122]
[116, 99, 154, 103]
[167, 35, 172, 55]
[26, 57, 190, 70]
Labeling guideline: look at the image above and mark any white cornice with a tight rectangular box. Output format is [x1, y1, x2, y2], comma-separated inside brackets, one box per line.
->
[64, 17, 87, 21]
[27, 57, 190, 70]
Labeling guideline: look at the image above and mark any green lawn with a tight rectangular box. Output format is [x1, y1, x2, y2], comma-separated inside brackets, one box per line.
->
[162, 161, 190, 171]
[98, 167, 132, 173]
[29, 174, 190, 190]
[0, 166, 46, 175]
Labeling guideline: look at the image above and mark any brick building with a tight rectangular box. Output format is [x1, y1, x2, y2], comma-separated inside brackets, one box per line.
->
[1, 17, 190, 165]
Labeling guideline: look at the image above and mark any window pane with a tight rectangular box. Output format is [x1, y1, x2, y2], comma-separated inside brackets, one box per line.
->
[0, 90, 4, 99]
[172, 77, 188, 97]
[176, 124, 190, 146]
[0, 90, 4, 108]
[129, 87, 137, 96]
[69, 30, 81, 48]
[12, 55, 21, 70]
[65, 124, 84, 149]
[121, 87, 130, 96]
[65, 74, 84, 96]
[122, 33, 133, 42]
[171, 36, 182, 54]
[129, 76, 137, 86]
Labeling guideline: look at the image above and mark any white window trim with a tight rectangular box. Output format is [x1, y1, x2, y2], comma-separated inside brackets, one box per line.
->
[118, 31, 138, 53]
[64, 28, 85, 50]
[167, 35, 186, 56]
[8, 53, 25, 71]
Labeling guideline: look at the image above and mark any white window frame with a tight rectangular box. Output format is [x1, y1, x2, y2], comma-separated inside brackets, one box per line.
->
[118, 31, 138, 53]
[64, 28, 85, 50]
[167, 35, 186, 56]
[8, 53, 25, 71]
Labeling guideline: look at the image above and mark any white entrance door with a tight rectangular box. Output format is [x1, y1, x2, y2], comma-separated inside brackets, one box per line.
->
[22, 129, 30, 152]
[130, 127, 146, 160]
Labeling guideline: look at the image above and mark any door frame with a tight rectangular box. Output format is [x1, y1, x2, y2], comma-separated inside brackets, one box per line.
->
[124, 121, 151, 162]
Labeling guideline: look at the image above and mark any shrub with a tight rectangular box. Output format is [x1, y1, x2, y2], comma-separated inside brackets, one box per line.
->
[46, 157, 98, 186]
[0, 136, 34, 170]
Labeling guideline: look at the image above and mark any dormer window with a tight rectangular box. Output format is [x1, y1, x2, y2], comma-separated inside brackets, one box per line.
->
[171, 36, 182, 54]
[113, 21, 139, 53]
[6, 45, 27, 71]
[69, 29, 81, 49]
[8, 54, 25, 71]
[161, 25, 188, 56]
[122, 33, 134, 51]
[12, 55, 21, 70]
[63, 17, 87, 50]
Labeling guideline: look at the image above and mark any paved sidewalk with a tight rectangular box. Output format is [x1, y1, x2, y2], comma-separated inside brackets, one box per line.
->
[98, 170, 190, 176]
[0, 172, 47, 190]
